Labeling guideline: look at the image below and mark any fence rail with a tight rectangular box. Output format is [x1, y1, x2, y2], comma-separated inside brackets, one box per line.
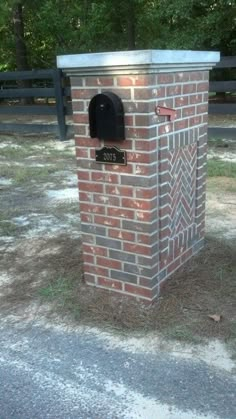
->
[0, 59, 236, 140]
[208, 56, 236, 139]
[0, 69, 72, 140]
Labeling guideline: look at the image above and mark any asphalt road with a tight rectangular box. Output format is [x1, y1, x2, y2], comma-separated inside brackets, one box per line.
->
[0, 322, 235, 419]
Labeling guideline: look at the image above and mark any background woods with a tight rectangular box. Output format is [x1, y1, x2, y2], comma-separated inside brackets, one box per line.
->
[0, 0, 236, 71]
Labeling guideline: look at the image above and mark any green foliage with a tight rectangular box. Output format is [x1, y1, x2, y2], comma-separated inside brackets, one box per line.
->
[207, 159, 236, 177]
[0, 0, 236, 70]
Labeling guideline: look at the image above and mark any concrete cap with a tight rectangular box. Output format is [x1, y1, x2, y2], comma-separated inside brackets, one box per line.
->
[57, 49, 220, 75]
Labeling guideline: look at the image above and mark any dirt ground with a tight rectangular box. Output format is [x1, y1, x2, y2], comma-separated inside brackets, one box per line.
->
[0, 133, 235, 360]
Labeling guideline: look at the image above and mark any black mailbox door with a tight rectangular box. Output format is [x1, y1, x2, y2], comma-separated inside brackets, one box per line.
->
[89, 92, 125, 141]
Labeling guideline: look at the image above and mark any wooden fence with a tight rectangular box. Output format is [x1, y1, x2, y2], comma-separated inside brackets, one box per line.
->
[209, 56, 236, 138]
[0, 58, 236, 140]
[0, 69, 72, 141]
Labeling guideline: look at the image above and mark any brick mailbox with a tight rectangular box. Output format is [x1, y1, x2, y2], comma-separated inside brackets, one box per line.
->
[57, 50, 220, 302]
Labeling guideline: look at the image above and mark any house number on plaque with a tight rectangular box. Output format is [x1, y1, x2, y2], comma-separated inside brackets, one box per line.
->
[95, 146, 127, 165]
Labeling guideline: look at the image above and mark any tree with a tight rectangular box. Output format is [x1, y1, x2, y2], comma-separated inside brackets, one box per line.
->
[0, 0, 236, 71]
[12, 2, 29, 71]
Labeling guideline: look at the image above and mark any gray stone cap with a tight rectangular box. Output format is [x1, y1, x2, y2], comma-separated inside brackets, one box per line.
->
[57, 49, 220, 75]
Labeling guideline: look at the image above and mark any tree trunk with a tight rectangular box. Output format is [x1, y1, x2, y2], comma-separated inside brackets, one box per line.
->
[13, 2, 29, 71]
[12, 2, 32, 104]
[126, 3, 136, 49]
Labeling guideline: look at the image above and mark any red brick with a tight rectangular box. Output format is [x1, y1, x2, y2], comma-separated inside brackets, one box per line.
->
[75, 137, 99, 148]
[71, 88, 97, 99]
[126, 127, 151, 139]
[135, 139, 158, 152]
[167, 256, 181, 274]
[134, 88, 151, 100]
[102, 88, 131, 100]
[159, 205, 171, 218]
[136, 211, 155, 222]
[74, 125, 86, 135]
[137, 234, 151, 245]
[190, 71, 204, 81]
[85, 77, 114, 86]
[124, 283, 153, 299]
[97, 277, 123, 290]
[159, 161, 169, 172]
[80, 203, 105, 215]
[76, 148, 89, 159]
[104, 138, 133, 150]
[91, 172, 119, 183]
[84, 264, 109, 276]
[174, 119, 188, 131]
[84, 273, 96, 284]
[94, 215, 120, 228]
[167, 85, 182, 96]
[157, 87, 166, 97]
[125, 115, 134, 126]
[73, 113, 89, 124]
[134, 165, 152, 176]
[81, 213, 93, 223]
[183, 84, 196, 94]
[123, 243, 151, 255]
[197, 104, 208, 114]
[83, 254, 94, 264]
[107, 207, 134, 219]
[79, 182, 103, 193]
[182, 106, 195, 117]
[127, 152, 151, 164]
[136, 188, 156, 199]
[159, 227, 171, 240]
[175, 73, 190, 82]
[79, 191, 92, 202]
[83, 244, 107, 257]
[189, 116, 201, 126]
[197, 82, 209, 92]
[109, 229, 135, 242]
[181, 248, 193, 263]
[94, 194, 120, 207]
[122, 198, 153, 211]
[159, 136, 168, 149]
[159, 124, 173, 135]
[117, 75, 155, 86]
[189, 94, 203, 104]
[106, 185, 133, 197]
[77, 170, 90, 180]
[97, 257, 122, 270]
[175, 96, 188, 107]
[72, 101, 84, 111]
[157, 74, 174, 84]
[135, 114, 150, 126]
[104, 164, 133, 174]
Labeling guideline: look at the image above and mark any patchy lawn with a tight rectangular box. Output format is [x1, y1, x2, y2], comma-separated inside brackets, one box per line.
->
[0, 134, 236, 360]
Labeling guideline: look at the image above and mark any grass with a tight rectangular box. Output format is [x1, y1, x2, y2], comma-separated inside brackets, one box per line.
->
[38, 276, 80, 320]
[0, 220, 20, 236]
[0, 164, 59, 185]
[0, 144, 38, 159]
[207, 159, 236, 177]
[163, 325, 203, 344]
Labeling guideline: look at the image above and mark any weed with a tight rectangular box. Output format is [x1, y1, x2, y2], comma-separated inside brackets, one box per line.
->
[207, 159, 236, 177]
[163, 325, 203, 344]
[38, 276, 80, 319]
[0, 144, 37, 159]
[0, 165, 59, 185]
[0, 220, 21, 236]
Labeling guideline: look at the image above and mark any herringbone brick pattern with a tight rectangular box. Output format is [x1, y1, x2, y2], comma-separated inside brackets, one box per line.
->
[169, 143, 197, 237]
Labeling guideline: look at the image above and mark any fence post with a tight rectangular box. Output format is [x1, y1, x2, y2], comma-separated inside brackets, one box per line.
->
[53, 69, 67, 141]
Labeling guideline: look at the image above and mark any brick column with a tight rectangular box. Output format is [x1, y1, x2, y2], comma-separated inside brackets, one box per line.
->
[57, 50, 219, 302]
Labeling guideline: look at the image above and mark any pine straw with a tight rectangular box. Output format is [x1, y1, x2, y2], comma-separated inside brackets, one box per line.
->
[0, 234, 235, 344]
